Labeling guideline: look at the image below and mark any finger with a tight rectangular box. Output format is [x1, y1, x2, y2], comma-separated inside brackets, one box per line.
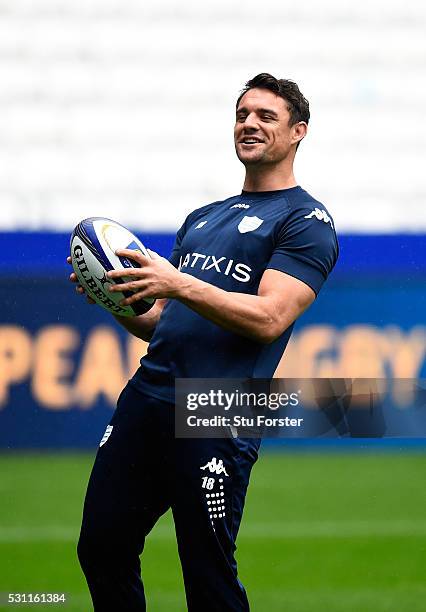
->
[107, 268, 147, 280]
[147, 248, 160, 259]
[73, 280, 95, 304]
[67, 256, 72, 264]
[69, 272, 78, 283]
[119, 291, 151, 306]
[109, 280, 147, 293]
[115, 248, 149, 265]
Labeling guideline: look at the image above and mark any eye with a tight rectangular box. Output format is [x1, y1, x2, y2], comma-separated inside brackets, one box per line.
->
[236, 114, 247, 122]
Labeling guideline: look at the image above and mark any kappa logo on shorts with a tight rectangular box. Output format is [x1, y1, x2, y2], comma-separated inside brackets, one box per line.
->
[237, 215, 264, 234]
[99, 425, 113, 447]
[200, 457, 229, 476]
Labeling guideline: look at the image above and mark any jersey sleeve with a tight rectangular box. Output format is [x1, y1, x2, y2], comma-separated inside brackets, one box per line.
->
[168, 222, 186, 268]
[168, 201, 221, 269]
[266, 208, 339, 296]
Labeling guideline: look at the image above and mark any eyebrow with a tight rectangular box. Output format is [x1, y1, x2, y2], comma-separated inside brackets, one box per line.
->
[236, 107, 279, 118]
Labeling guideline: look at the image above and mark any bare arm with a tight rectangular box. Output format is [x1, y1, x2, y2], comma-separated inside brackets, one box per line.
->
[112, 299, 166, 341]
[67, 256, 166, 341]
[174, 269, 314, 343]
[108, 250, 315, 344]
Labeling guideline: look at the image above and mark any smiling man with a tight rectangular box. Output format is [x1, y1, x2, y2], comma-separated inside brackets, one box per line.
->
[74, 73, 339, 611]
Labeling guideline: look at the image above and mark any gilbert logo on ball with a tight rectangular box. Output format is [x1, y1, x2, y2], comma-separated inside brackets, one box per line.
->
[70, 217, 155, 317]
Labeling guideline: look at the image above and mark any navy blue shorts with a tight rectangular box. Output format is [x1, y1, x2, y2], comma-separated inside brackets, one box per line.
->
[77, 382, 261, 611]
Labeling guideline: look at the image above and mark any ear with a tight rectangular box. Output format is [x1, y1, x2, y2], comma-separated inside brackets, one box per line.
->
[292, 121, 308, 146]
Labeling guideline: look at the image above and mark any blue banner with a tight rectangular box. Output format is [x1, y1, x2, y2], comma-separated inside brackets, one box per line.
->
[0, 233, 425, 448]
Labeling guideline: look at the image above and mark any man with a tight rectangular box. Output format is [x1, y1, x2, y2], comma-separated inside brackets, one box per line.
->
[71, 73, 338, 611]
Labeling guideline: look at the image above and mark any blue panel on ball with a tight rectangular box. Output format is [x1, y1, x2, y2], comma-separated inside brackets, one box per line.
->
[131, 298, 155, 315]
[118, 241, 144, 269]
[72, 217, 114, 272]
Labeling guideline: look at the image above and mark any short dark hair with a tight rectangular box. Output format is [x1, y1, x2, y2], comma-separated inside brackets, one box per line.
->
[236, 73, 310, 127]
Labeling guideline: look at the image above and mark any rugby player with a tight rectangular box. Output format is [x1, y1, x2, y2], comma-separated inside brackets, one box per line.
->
[70, 73, 339, 611]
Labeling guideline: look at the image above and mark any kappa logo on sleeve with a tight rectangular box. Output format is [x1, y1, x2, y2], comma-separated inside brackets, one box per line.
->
[304, 208, 334, 228]
[237, 216, 264, 234]
[230, 202, 250, 210]
[99, 425, 113, 447]
[195, 221, 208, 229]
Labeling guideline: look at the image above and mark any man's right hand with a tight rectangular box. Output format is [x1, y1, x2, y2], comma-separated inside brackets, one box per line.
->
[67, 255, 165, 340]
[67, 256, 96, 304]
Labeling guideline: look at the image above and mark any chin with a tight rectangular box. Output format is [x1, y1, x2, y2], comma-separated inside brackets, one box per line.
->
[236, 151, 264, 165]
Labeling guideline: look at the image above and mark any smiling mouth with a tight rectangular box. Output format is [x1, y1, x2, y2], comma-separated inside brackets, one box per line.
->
[239, 138, 264, 146]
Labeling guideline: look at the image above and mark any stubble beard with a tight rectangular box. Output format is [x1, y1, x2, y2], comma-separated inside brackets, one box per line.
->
[235, 144, 268, 167]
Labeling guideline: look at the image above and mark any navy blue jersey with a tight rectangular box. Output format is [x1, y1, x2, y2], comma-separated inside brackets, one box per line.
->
[131, 186, 338, 402]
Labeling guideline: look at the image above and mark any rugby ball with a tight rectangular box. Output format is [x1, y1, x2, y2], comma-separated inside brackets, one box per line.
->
[70, 217, 155, 317]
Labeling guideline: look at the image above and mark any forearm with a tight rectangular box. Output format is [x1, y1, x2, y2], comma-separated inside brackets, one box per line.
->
[113, 300, 165, 341]
[106, 250, 314, 344]
[176, 274, 281, 344]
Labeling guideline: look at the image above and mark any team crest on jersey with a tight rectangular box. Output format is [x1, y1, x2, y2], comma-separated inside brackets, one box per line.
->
[237, 216, 264, 234]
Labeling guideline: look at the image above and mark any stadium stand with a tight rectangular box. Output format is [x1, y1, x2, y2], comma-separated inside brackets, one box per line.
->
[0, 0, 425, 232]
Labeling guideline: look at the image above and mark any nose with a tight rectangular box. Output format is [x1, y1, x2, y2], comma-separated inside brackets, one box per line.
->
[242, 112, 259, 132]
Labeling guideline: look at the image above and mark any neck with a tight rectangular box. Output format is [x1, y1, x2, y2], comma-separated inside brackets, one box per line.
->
[242, 160, 297, 192]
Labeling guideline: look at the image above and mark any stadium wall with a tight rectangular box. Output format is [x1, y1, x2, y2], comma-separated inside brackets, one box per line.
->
[0, 232, 425, 449]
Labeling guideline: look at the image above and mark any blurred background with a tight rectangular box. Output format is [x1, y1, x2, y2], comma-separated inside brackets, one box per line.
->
[0, 0, 425, 610]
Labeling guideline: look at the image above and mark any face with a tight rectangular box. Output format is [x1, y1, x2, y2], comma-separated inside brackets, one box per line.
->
[234, 88, 300, 166]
